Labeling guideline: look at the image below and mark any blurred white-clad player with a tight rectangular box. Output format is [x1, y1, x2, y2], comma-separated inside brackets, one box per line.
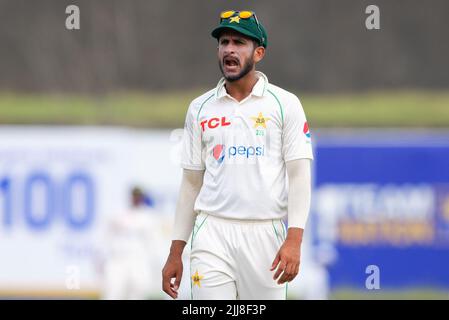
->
[98, 187, 169, 299]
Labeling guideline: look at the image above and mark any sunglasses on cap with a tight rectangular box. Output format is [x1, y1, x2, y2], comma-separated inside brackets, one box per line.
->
[219, 10, 264, 45]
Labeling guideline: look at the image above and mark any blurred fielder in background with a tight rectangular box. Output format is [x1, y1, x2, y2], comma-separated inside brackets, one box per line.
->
[162, 10, 314, 300]
[99, 187, 167, 299]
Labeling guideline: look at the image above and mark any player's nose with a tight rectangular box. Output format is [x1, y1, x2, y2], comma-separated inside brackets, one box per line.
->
[222, 43, 237, 55]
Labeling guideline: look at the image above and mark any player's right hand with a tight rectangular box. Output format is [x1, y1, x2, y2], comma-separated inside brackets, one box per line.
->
[162, 254, 183, 299]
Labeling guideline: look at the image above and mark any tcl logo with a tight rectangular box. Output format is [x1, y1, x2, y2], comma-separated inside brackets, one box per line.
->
[200, 117, 231, 132]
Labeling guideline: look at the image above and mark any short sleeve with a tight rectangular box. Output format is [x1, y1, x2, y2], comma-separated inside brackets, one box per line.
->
[180, 102, 206, 170]
[282, 96, 314, 162]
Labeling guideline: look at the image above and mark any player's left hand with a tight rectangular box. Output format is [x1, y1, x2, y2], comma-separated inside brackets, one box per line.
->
[270, 240, 301, 285]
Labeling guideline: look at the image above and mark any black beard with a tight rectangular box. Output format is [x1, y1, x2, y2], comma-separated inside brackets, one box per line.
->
[219, 57, 254, 82]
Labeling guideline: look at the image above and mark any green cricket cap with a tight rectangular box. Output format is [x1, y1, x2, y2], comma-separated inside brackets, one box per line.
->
[211, 11, 268, 48]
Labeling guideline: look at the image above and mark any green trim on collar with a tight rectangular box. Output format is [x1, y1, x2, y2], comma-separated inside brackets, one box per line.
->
[215, 71, 269, 99]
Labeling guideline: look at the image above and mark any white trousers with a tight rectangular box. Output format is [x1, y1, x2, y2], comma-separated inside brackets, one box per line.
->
[190, 212, 287, 300]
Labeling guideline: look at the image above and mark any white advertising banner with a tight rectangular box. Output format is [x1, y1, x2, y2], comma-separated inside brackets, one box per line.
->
[0, 126, 183, 298]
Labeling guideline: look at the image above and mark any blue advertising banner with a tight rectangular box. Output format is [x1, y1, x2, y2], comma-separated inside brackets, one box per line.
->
[312, 131, 449, 289]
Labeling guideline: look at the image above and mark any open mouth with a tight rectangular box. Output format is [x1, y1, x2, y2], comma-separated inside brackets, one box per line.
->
[223, 56, 240, 70]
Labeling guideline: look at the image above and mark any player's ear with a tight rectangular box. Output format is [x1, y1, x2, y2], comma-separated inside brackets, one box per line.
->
[253, 45, 265, 63]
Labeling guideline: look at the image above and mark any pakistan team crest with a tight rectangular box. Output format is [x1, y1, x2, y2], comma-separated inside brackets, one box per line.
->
[251, 112, 271, 136]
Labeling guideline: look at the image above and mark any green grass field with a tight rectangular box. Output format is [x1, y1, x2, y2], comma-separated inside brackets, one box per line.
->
[0, 90, 448, 128]
[286, 287, 449, 300]
[329, 288, 449, 300]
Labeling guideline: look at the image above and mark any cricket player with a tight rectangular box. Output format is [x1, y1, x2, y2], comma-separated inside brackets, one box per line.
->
[162, 10, 313, 300]
[99, 187, 167, 299]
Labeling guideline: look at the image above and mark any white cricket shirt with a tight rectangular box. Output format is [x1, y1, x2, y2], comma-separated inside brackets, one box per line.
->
[181, 71, 313, 220]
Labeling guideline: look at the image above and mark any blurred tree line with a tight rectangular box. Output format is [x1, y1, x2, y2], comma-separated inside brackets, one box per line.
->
[0, 0, 448, 93]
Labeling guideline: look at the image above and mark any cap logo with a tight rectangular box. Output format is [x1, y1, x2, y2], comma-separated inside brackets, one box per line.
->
[229, 16, 240, 23]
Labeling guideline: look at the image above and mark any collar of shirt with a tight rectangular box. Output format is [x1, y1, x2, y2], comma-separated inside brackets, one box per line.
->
[215, 71, 269, 101]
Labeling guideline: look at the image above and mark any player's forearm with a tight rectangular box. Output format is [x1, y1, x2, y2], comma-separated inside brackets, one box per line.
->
[171, 169, 205, 245]
[285, 227, 304, 246]
[286, 159, 312, 242]
[169, 240, 187, 257]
